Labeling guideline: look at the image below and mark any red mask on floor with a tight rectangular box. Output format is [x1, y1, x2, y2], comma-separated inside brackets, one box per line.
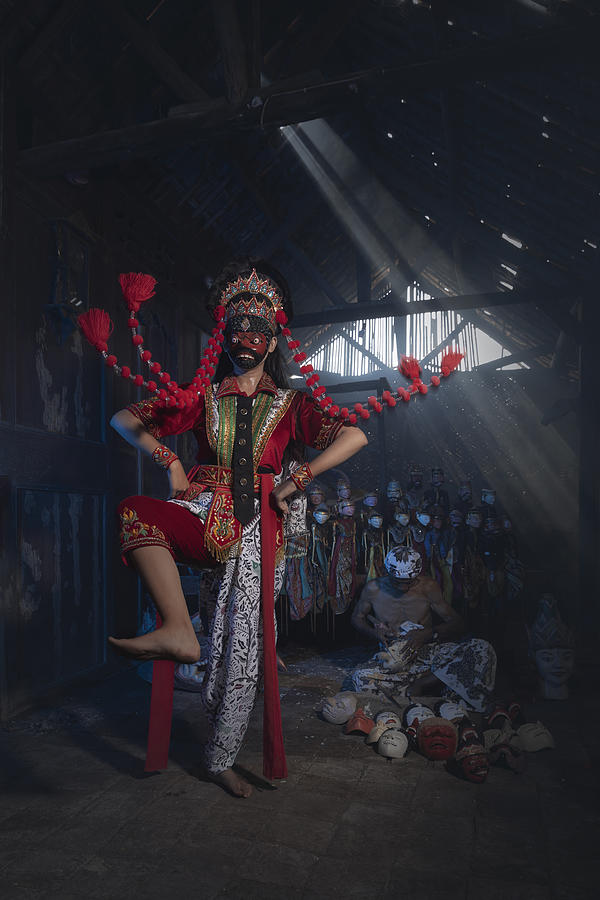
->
[452, 745, 489, 783]
[417, 717, 458, 760]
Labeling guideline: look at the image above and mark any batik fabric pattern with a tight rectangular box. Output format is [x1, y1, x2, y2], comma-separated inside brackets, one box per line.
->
[350, 636, 496, 714]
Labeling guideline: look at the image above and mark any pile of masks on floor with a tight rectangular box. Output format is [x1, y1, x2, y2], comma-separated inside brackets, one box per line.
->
[319, 693, 555, 783]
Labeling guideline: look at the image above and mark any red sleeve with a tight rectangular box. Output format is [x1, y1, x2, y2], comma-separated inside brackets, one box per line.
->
[126, 390, 204, 439]
[292, 391, 348, 450]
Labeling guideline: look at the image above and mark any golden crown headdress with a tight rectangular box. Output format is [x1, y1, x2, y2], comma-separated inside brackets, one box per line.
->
[220, 268, 284, 332]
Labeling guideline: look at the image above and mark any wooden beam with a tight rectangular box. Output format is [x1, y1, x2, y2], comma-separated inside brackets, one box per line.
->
[419, 319, 468, 368]
[18, 17, 600, 175]
[211, 0, 248, 106]
[17, 0, 81, 70]
[473, 343, 557, 372]
[102, 0, 209, 103]
[248, 0, 262, 89]
[291, 288, 581, 329]
[340, 327, 396, 375]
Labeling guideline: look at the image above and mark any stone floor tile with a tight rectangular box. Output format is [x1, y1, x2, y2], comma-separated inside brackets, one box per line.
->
[218, 877, 304, 899]
[303, 854, 391, 898]
[236, 841, 318, 888]
[384, 873, 467, 899]
[466, 878, 551, 899]
[257, 810, 337, 854]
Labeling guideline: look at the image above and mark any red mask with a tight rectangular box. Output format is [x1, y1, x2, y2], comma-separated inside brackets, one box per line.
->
[417, 717, 458, 760]
[227, 331, 270, 370]
[452, 746, 489, 783]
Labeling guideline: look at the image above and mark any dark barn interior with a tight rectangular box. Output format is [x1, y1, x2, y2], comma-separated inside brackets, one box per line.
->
[1, 0, 599, 897]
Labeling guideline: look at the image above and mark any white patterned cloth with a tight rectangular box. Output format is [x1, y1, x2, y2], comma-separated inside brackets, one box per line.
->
[350, 637, 497, 714]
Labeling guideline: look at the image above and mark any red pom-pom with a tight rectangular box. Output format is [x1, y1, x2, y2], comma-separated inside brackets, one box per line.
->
[354, 402, 364, 412]
[293, 352, 307, 363]
[78, 308, 114, 352]
[160, 372, 170, 383]
[318, 397, 329, 409]
[300, 365, 313, 374]
[206, 365, 215, 376]
[165, 396, 176, 407]
[150, 361, 161, 373]
[213, 305, 226, 322]
[400, 355, 422, 381]
[176, 400, 185, 410]
[133, 374, 144, 386]
[374, 401, 383, 412]
[388, 397, 397, 407]
[157, 389, 167, 400]
[288, 340, 301, 350]
[132, 334, 144, 346]
[400, 389, 410, 402]
[340, 407, 349, 419]
[120, 366, 131, 379]
[409, 383, 418, 394]
[127, 318, 139, 328]
[168, 382, 178, 392]
[382, 390, 391, 401]
[367, 395, 377, 408]
[306, 375, 318, 387]
[329, 405, 340, 416]
[118, 272, 157, 313]
[313, 385, 326, 397]
[276, 309, 288, 325]
[431, 375, 441, 387]
[105, 355, 117, 367]
[418, 383, 428, 394]
[141, 350, 152, 361]
[360, 409, 370, 419]
[440, 348, 465, 376]
[196, 367, 206, 376]
[349, 413, 358, 425]
[281, 327, 292, 337]
[147, 380, 157, 392]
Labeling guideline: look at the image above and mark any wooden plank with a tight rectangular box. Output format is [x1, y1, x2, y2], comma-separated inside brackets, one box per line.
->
[211, 0, 248, 106]
[103, 0, 210, 103]
[18, 0, 81, 70]
[18, 17, 600, 174]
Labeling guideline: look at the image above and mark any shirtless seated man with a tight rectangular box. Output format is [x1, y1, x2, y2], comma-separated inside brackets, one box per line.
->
[350, 546, 496, 713]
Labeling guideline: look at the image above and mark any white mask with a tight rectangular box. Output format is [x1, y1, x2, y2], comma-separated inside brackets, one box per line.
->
[416, 513, 430, 526]
[395, 513, 410, 526]
[313, 511, 329, 525]
[321, 693, 357, 725]
[377, 729, 408, 758]
[368, 516, 383, 529]
[364, 495, 378, 508]
[517, 721, 555, 752]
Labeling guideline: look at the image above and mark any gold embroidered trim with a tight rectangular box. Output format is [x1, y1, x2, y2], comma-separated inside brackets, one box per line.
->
[216, 395, 237, 467]
[119, 506, 170, 552]
[126, 401, 163, 439]
[254, 389, 296, 467]
[314, 414, 344, 450]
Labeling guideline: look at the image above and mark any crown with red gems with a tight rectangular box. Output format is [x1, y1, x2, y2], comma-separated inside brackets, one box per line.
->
[221, 268, 284, 332]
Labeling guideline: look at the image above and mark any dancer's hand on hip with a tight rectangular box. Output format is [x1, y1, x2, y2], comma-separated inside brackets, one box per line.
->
[270, 479, 297, 515]
[167, 461, 190, 499]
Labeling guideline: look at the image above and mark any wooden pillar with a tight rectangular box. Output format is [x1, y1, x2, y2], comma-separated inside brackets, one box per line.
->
[377, 376, 389, 499]
[578, 295, 600, 638]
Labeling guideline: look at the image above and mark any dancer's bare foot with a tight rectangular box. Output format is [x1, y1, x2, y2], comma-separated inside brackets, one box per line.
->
[108, 626, 200, 663]
[208, 768, 253, 798]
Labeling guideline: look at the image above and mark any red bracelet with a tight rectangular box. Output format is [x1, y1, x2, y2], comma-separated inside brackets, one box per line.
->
[290, 462, 314, 492]
[151, 445, 179, 470]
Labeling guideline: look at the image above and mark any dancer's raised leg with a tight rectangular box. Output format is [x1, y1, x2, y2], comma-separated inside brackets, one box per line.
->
[109, 545, 200, 663]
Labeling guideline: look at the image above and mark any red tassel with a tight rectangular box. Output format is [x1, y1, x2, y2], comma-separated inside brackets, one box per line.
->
[418, 383, 428, 394]
[147, 380, 157, 392]
[77, 308, 114, 352]
[354, 402, 364, 412]
[329, 405, 340, 416]
[293, 352, 307, 363]
[133, 374, 144, 386]
[105, 355, 117, 367]
[313, 386, 326, 397]
[121, 366, 131, 379]
[360, 409, 370, 419]
[276, 309, 288, 324]
[132, 334, 144, 346]
[340, 407, 349, 419]
[440, 348, 465, 377]
[318, 397, 329, 409]
[431, 375, 441, 387]
[300, 365, 313, 374]
[400, 355, 422, 381]
[213, 304, 226, 321]
[388, 396, 397, 407]
[367, 396, 377, 408]
[374, 401, 383, 412]
[349, 413, 358, 424]
[118, 273, 157, 313]
[281, 327, 292, 337]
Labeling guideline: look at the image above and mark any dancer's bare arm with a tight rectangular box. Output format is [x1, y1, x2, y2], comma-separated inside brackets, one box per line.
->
[272, 426, 368, 513]
[110, 409, 189, 497]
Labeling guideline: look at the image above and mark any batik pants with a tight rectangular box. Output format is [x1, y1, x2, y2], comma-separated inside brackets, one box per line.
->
[118, 493, 284, 773]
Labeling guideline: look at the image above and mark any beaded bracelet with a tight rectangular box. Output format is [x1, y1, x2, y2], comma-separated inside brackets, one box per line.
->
[290, 462, 314, 492]
[151, 445, 179, 470]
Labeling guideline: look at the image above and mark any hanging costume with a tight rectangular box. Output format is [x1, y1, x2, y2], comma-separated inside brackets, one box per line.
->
[328, 514, 357, 614]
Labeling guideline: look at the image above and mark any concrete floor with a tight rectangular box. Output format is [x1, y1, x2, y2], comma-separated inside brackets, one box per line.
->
[1, 643, 598, 899]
